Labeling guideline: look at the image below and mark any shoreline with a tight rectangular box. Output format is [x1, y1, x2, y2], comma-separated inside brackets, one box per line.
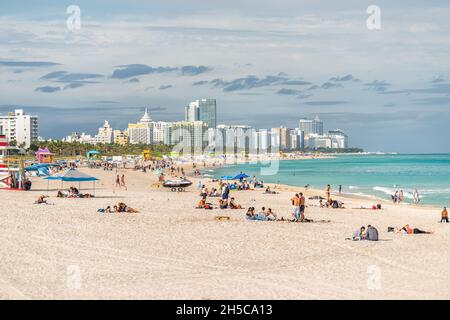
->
[195, 156, 445, 210]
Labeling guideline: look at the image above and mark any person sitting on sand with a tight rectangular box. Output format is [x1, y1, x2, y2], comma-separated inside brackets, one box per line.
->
[319, 199, 325, 208]
[245, 207, 255, 219]
[366, 225, 379, 241]
[35, 195, 48, 204]
[229, 197, 242, 209]
[441, 207, 449, 223]
[264, 208, 278, 221]
[351, 226, 366, 241]
[219, 199, 228, 209]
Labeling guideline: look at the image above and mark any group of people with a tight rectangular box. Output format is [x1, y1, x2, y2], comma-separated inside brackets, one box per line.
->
[57, 187, 94, 198]
[100, 202, 139, 213]
[114, 174, 127, 191]
[246, 206, 277, 221]
[290, 193, 306, 222]
[391, 189, 405, 204]
[351, 225, 379, 241]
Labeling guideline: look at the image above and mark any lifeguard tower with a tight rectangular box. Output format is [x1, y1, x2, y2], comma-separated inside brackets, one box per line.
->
[36, 147, 54, 164]
[0, 135, 25, 189]
[143, 149, 152, 161]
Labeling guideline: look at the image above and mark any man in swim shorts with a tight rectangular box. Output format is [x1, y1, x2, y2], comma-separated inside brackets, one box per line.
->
[291, 194, 301, 221]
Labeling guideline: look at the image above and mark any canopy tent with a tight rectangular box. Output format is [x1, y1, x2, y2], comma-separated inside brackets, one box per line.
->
[234, 173, 249, 180]
[25, 163, 60, 177]
[86, 150, 101, 160]
[44, 168, 99, 195]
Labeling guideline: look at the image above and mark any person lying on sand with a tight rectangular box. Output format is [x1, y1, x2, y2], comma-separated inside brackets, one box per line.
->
[229, 197, 242, 209]
[196, 198, 213, 209]
[264, 186, 278, 194]
[35, 195, 49, 204]
[388, 224, 433, 234]
[117, 202, 139, 213]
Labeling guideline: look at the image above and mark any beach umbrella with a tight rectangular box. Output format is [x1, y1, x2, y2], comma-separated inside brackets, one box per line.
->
[234, 173, 249, 180]
[44, 168, 99, 195]
[220, 175, 235, 180]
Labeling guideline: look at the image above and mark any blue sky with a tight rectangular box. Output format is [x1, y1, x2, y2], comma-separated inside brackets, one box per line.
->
[1, 0, 450, 152]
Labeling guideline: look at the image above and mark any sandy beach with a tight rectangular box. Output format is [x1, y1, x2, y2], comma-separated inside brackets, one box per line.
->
[1, 164, 449, 300]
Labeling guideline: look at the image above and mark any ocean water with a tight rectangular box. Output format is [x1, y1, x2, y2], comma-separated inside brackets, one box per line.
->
[210, 154, 450, 206]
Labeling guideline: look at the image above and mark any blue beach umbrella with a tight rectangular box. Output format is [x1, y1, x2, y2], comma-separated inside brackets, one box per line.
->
[221, 175, 235, 180]
[234, 173, 249, 180]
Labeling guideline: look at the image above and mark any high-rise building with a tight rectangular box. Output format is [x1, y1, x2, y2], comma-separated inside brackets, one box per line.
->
[299, 116, 323, 136]
[152, 121, 171, 144]
[0, 109, 38, 148]
[169, 121, 208, 153]
[209, 125, 253, 154]
[127, 109, 153, 145]
[185, 99, 217, 128]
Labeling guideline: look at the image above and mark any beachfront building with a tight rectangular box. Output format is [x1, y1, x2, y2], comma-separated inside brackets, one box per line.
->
[305, 134, 332, 149]
[113, 130, 128, 145]
[169, 121, 208, 153]
[299, 116, 323, 136]
[89, 120, 113, 144]
[289, 129, 305, 150]
[207, 125, 254, 155]
[185, 99, 217, 128]
[152, 121, 171, 144]
[127, 109, 153, 145]
[257, 129, 270, 154]
[0, 109, 38, 148]
[328, 129, 349, 149]
[271, 127, 294, 150]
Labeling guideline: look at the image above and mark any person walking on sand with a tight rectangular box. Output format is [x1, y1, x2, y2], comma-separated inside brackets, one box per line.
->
[113, 174, 121, 193]
[398, 189, 404, 204]
[413, 189, 420, 205]
[120, 174, 127, 191]
[291, 193, 301, 222]
[441, 207, 449, 223]
[325, 184, 331, 202]
[339, 185, 342, 194]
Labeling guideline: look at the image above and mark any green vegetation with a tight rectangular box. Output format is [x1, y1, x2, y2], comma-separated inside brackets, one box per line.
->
[302, 147, 364, 153]
[27, 141, 174, 158]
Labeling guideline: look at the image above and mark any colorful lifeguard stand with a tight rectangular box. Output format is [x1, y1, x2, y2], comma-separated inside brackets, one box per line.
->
[0, 135, 25, 189]
[143, 149, 152, 161]
[35, 148, 54, 164]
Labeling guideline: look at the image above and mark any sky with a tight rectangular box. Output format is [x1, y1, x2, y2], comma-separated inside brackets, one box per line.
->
[1, 0, 450, 153]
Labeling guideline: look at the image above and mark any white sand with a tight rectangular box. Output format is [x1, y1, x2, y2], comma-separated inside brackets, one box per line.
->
[1, 166, 449, 299]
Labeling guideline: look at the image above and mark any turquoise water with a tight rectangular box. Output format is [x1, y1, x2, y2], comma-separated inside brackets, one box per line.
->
[210, 154, 450, 206]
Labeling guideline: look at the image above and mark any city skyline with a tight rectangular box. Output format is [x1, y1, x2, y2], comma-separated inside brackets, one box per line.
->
[1, 1, 450, 153]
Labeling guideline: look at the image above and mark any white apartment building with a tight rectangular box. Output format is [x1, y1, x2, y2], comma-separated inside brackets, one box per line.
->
[127, 109, 153, 145]
[0, 109, 38, 148]
[90, 120, 113, 144]
[153, 121, 171, 144]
